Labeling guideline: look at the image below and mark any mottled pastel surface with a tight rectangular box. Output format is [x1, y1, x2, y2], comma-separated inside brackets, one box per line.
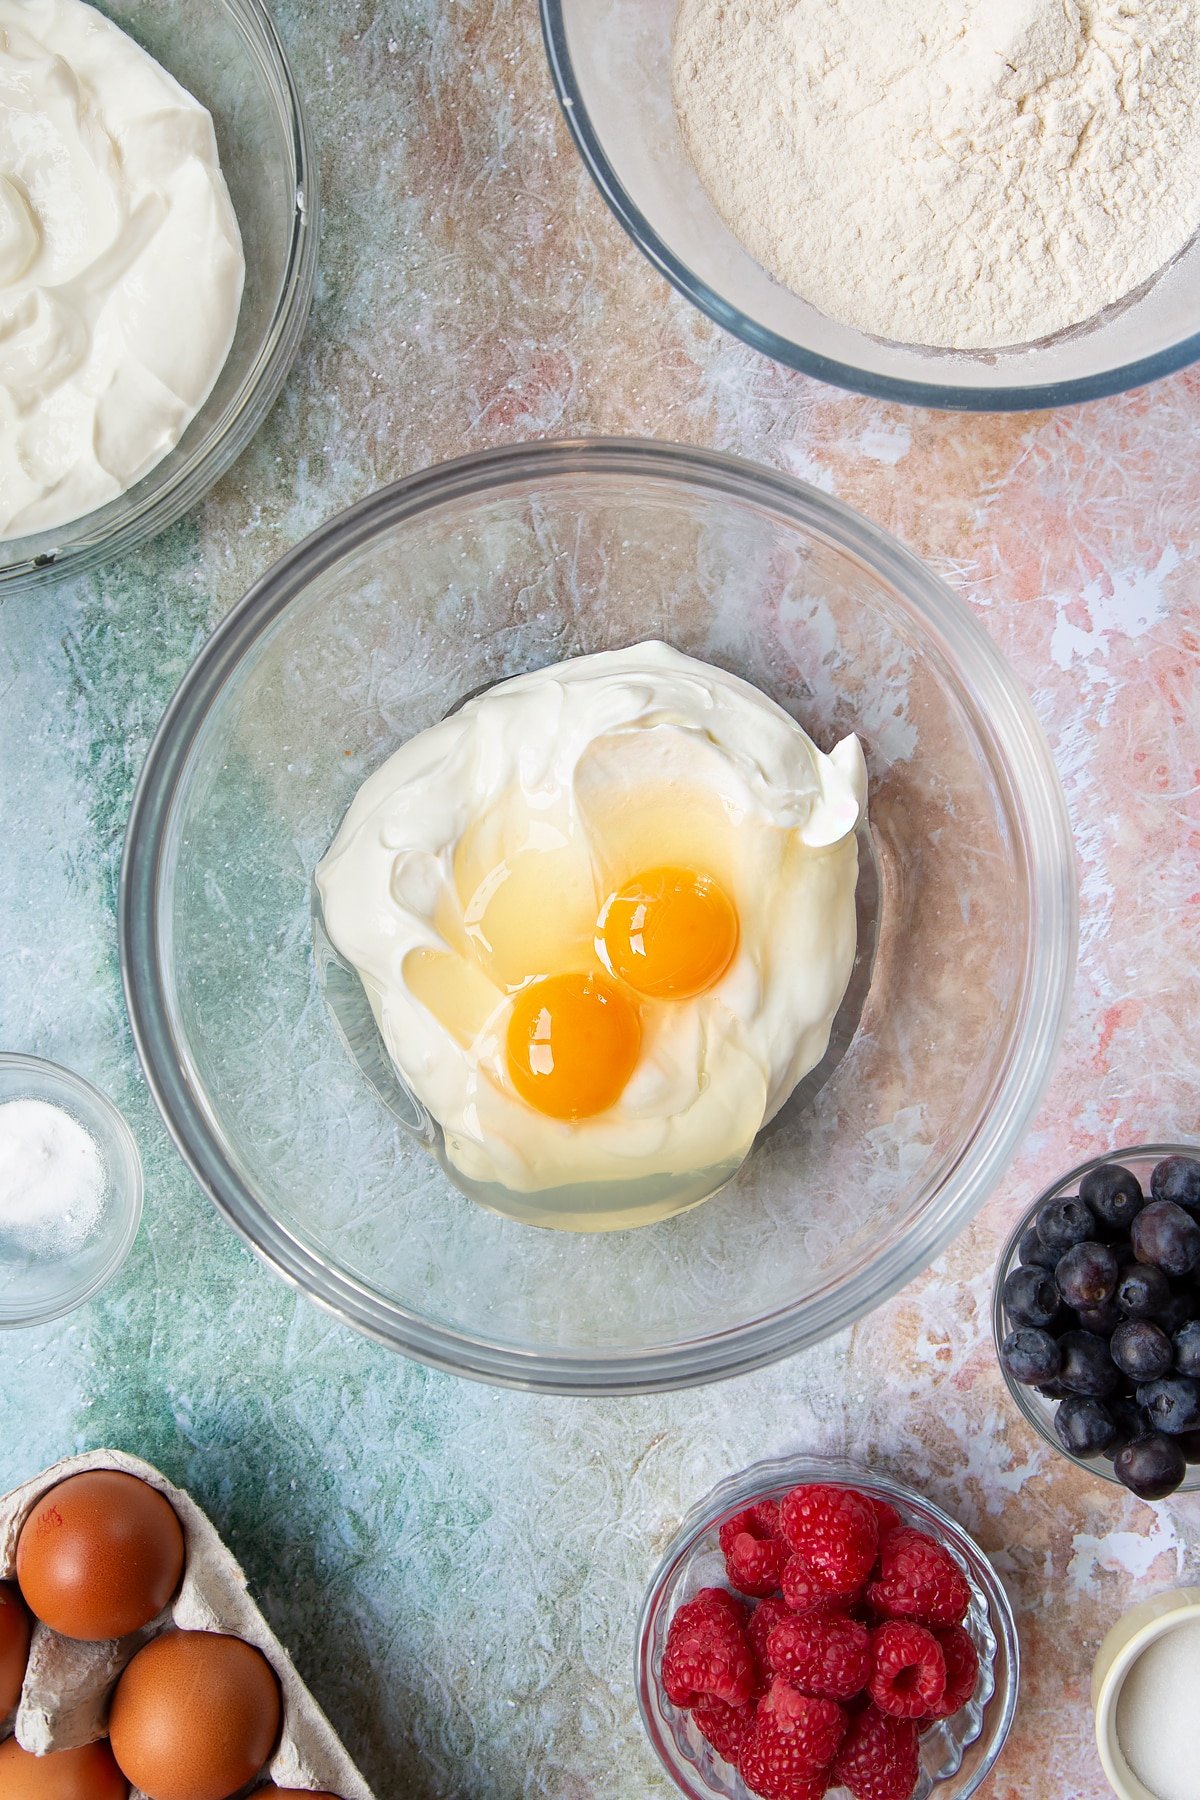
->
[1, 3, 1199, 1798]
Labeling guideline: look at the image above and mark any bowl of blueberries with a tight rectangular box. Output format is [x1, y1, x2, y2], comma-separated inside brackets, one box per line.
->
[993, 1145, 1200, 1501]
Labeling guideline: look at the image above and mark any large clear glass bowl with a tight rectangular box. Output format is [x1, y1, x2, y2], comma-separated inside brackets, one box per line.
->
[0, 0, 317, 595]
[636, 1455, 1019, 1800]
[540, 0, 1200, 411]
[993, 1144, 1200, 1494]
[119, 439, 1077, 1393]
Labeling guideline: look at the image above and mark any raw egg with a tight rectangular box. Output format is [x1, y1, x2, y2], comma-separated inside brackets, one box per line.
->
[0, 1578, 31, 1713]
[0, 1737, 129, 1800]
[16, 1470, 185, 1642]
[599, 865, 739, 999]
[506, 971, 641, 1120]
[110, 1629, 281, 1800]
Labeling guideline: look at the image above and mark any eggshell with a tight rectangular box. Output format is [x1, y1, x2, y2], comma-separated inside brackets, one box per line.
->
[109, 1629, 281, 1800]
[16, 1473, 184, 1642]
[0, 1736, 129, 1800]
[0, 1578, 31, 1713]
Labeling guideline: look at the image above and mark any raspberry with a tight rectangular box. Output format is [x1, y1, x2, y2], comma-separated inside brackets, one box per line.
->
[663, 1591, 757, 1708]
[831, 1704, 920, 1800]
[779, 1486, 878, 1597]
[749, 1597, 795, 1670]
[692, 1693, 758, 1764]
[867, 1529, 971, 1629]
[781, 1554, 845, 1614]
[921, 1624, 979, 1721]
[720, 1502, 790, 1598]
[868, 1620, 946, 1719]
[869, 1498, 902, 1542]
[768, 1610, 872, 1701]
[739, 1679, 846, 1798]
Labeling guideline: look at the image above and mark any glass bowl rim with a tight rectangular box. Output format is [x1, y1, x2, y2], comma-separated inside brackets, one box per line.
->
[0, 1052, 144, 1328]
[538, 0, 1200, 413]
[991, 1141, 1200, 1490]
[0, 0, 318, 596]
[118, 435, 1077, 1394]
[634, 1450, 1020, 1800]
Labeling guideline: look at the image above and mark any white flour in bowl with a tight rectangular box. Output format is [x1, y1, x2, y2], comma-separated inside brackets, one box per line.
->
[672, 0, 1200, 350]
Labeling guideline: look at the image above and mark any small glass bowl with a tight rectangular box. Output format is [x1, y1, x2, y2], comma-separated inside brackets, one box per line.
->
[636, 1454, 1019, 1800]
[541, 0, 1200, 410]
[0, 1054, 143, 1327]
[992, 1144, 1200, 1493]
[0, 0, 317, 594]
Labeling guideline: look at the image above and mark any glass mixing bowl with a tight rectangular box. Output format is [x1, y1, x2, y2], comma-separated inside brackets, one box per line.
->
[993, 1145, 1200, 1495]
[120, 439, 1076, 1393]
[636, 1454, 1019, 1800]
[540, 0, 1200, 410]
[0, 0, 317, 595]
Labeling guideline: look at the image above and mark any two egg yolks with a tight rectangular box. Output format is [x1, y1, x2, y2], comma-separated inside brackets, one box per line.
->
[505, 867, 739, 1121]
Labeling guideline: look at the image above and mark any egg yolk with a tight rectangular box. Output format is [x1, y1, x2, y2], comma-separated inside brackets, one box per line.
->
[599, 866, 739, 999]
[506, 972, 641, 1120]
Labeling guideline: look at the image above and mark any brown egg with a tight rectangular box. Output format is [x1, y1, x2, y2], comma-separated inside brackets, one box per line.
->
[0, 1736, 129, 1800]
[110, 1630, 281, 1800]
[255, 1791, 344, 1799]
[255, 1791, 343, 1799]
[0, 1579, 32, 1713]
[16, 1470, 185, 1642]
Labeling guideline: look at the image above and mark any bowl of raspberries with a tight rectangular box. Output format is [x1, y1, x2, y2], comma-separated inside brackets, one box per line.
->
[994, 1146, 1200, 1502]
[636, 1456, 1017, 1800]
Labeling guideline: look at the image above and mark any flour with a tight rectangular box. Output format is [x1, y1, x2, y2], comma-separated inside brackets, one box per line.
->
[672, 0, 1200, 350]
[0, 1098, 105, 1258]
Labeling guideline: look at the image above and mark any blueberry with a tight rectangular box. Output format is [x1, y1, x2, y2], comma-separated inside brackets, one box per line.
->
[1175, 1427, 1200, 1464]
[1036, 1379, 1068, 1400]
[1055, 1241, 1118, 1311]
[1057, 1329, 1121, 1397]
[1114, 1433, 1187, 1500]
[1080, 1163, 1144, 1232]
[1111, 1320, 1174, 1382]
[1174, 1319, 1200, 1378]
[1116, 1263, 1171, 1318]
[1018, 1225, 1059, 1271]
[1000, 1327, 1062, 1386]
[1131, 1201, 1200, 1277]
[1002, 1264, 1062, 1330]
[1053, 1394, 1116, 1458]
[1151, 1156, 1200, 1214]
[1037, 1196, 1097, 1253]
[1102, 1396, 1152, 1459]
[1137, 1377, 1200, 1435]
[1076, 1299, 1123, 1338]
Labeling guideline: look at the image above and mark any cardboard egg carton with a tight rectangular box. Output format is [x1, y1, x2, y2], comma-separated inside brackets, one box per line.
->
[0, 1449, 374, 1800]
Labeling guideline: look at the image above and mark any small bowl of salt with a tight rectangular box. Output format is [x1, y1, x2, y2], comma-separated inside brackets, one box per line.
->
[1093, 1588, 1200, 1800]
[0, 1054, 142, 1327]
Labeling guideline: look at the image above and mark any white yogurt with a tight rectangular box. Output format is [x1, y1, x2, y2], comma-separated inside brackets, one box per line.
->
[0, 0, 245, 539]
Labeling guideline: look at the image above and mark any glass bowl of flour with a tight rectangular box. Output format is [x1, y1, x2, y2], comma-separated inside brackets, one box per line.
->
[541, 0, 1200, 409]
[0, 1055, 143, 1327]
[0, 0, 317, 596]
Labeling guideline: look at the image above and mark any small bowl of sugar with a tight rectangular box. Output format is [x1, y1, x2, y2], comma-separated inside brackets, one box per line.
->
[0, 1054, 143, 1328]
[1092, 1589, 1200, 1800]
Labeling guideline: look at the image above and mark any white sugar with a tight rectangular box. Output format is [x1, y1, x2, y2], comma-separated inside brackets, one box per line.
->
[0, 1098, 106, 1258]
[1116, 1619, 1200, 1800]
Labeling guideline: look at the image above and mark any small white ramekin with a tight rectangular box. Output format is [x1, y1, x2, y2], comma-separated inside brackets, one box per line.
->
[1092, 1588, 1200, 1799]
